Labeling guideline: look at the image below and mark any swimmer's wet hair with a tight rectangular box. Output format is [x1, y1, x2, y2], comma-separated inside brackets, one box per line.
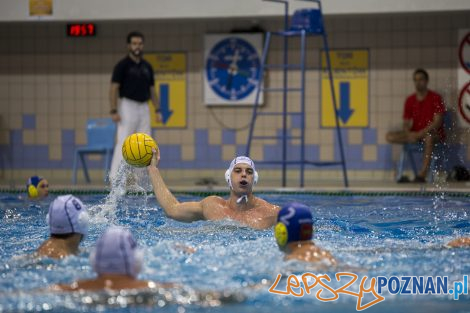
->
[51, 233, 79, 239]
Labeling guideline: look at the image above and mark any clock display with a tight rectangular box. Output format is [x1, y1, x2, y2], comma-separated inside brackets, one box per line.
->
[205, 37, 261, 101]
[66, 23, 96, 37]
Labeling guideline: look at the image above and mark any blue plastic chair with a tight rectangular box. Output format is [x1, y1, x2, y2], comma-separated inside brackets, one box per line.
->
[396, 142, 446, 182]
[72, 118, 116, 184]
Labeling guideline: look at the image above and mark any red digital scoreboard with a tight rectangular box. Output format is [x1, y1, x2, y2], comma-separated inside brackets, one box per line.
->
[66, 23, 96, 37]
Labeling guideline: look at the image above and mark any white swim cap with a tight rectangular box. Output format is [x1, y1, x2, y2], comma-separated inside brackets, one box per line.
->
[90, 226, 143, 278]
[47, 195, 89, 236]
[225, 156, 259, 188]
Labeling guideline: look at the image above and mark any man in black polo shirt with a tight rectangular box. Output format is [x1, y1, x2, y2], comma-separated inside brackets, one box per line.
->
[109, 31, 161, 183]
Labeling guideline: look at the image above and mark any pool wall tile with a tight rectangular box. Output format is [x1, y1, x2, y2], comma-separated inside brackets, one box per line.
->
[1, 13, 469, 184]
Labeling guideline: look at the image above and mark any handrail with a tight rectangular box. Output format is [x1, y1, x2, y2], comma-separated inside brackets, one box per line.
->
[263, 0, 289, 31]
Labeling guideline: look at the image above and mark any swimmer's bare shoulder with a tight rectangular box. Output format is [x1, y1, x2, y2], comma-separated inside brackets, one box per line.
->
[446, 237, 470, 248]
[255, 197, 280, 211]
[253, 197, 280, 223]
[200, 196, 227, 220]
[247, 197, 279, 229]
[51, 278, 175, 291]
[286, 245, 336, 265]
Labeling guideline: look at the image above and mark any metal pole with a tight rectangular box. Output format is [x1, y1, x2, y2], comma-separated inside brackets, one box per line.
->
[300, 30, 306, 187]
[246, 33, 271, 157]
[281, 33, 288, 188]
[322, 32, 349, 187]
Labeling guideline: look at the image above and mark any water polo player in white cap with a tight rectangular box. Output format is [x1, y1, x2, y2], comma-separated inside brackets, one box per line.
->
[53, 227, 245, 307]
[147, 149, 279, 229]
[55, 226, 171, 291]
[36, 195, 89, 259]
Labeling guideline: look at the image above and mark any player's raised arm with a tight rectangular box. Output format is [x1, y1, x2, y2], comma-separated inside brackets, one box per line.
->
[147, 148, 205, 222]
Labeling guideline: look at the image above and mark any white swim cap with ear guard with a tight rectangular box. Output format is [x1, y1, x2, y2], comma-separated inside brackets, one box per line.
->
[225, 156, 259, 188]
[46, 195, 89, 236]
[90, 226, 143, 278]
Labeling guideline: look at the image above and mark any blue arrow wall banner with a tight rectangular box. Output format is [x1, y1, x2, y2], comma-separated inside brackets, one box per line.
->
[321, 49, 369, 128]
[337, 82, 355, 124]
[159, 84, 174, 125]
[145, 52, 187, 128]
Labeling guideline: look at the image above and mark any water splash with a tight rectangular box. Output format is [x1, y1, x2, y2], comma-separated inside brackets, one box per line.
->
[431, 77, 456, 209]
[88, 161, 155, 225]
[88, 162, 132, 224]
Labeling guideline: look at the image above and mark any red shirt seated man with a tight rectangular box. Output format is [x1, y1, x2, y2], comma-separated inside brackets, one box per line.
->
[386, 68, 446, 183]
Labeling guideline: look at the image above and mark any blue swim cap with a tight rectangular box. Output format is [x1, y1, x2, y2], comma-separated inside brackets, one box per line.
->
[27, 176, 43, 188]
[274, 202, 313, 248]
[26, 176, 44, 198]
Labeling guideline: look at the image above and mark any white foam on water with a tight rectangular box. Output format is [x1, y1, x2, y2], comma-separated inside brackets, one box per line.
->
[88, 161, 132, 223]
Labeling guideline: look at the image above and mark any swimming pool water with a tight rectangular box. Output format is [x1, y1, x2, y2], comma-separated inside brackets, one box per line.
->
[1, 192, 470, 313]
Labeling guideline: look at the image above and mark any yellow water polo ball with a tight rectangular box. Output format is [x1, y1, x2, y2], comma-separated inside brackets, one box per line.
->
[122, 133, 158, 167]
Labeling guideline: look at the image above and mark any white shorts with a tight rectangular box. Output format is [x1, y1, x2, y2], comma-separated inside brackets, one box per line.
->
[109, 97, 151, 182]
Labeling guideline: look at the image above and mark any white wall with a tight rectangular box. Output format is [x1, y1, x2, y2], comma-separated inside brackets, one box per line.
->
[2, 0, 470, 22]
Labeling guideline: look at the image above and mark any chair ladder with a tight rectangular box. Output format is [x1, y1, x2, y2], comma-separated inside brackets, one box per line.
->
[245, 0, 348, 187]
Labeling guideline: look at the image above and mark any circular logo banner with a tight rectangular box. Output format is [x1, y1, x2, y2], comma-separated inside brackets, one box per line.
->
[459, 32, 470, 74]
[458, 81, 470, 124]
